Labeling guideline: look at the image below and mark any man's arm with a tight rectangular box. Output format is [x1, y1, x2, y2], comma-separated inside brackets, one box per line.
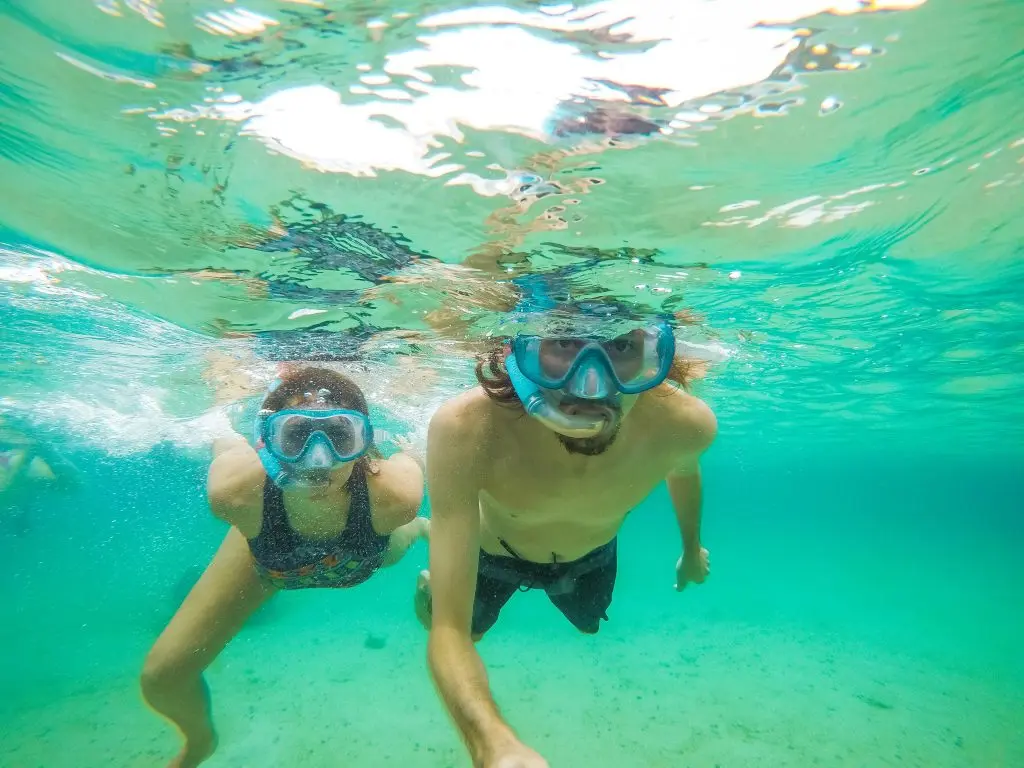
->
[663, 394, 717, 588]
[666, 459, 704, 557]
[425, 399, 518, 765]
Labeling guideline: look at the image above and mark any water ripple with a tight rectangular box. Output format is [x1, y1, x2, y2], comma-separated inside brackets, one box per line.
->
[0, 0, 1021, 454]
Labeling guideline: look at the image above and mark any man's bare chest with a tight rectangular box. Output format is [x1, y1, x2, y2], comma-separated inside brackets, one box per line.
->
[483, 442, 667, 520]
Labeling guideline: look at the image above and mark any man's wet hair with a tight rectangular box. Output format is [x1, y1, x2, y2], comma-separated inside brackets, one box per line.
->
[476, 345, 522, 410]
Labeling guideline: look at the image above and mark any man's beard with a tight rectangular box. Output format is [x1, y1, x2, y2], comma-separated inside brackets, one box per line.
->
[557, 426, 621, 455]
[553, 396, 622, 455]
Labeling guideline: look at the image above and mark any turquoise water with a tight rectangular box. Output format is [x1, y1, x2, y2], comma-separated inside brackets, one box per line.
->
[1, 0, 1022, 766]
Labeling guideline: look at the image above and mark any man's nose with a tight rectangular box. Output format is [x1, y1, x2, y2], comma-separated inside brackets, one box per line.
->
[567, 361, 611, 399]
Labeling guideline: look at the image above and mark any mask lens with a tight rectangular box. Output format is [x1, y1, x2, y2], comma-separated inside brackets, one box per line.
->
[601, 330, 646, 384]
[536, 338, 587, 385]
[514, 324, 672, 393]
[275, 414, 315, 459]
[317, 414, 358, 456]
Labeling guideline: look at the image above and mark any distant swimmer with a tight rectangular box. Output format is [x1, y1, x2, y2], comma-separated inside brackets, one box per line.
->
[141, 366, 428, 768]
[415, 302, 715, 767]
[0, 417, 78, 535]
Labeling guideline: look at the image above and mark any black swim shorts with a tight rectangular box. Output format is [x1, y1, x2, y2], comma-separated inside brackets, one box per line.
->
[471, 538, 617, 635]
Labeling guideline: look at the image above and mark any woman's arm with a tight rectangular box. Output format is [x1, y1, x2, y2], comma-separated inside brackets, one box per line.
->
[207, 443, 265, 538]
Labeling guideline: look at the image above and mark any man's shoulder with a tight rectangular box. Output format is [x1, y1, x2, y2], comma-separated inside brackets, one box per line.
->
[431, 387, 504, 432]
[640, 386, 717, 452]
[429, 388, 510, 466]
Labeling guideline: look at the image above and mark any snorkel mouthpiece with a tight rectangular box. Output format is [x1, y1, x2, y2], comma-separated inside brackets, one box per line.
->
[506, 354, 606, 438]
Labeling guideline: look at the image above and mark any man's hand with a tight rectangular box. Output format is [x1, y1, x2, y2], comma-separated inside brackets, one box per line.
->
[674, 547, 710, 592]
[485, 739, 549, 768]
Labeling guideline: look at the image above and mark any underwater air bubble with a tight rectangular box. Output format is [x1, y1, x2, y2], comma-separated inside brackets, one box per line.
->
[820, 96, 842, 115]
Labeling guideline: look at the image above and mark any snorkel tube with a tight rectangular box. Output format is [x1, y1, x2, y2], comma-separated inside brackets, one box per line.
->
[251, 377, 291, 487]
[254, 409, 294, 488]
[505, 353, 606, 439]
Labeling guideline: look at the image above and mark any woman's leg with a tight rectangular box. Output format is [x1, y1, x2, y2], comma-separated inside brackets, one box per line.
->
[141, 528, 276, 768]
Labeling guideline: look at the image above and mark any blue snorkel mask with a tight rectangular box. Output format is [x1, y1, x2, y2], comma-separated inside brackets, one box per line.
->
[499, 274, 677, 438]
[512, 321, 675, 396]
[254, 387, 372, 488]
[505, 320, 676, 438]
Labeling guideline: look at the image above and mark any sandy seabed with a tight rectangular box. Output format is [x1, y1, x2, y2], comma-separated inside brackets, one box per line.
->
[2, 571, 1020, 768]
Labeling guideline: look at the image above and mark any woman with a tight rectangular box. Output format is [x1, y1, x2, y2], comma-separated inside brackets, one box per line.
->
[142, 366, 428, 768]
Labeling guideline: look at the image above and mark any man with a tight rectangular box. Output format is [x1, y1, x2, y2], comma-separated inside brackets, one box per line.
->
[416, 304, 716, 767]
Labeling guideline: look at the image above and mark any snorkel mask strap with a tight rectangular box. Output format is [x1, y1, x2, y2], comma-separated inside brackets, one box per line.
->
[505, 353, 606, 439]
[254, 378, 291, 485]
[254, 409, 293, 487]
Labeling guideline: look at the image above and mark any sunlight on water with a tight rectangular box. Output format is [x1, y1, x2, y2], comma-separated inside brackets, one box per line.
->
[0, 0, 1023, 765]
[1, 0, 1019, 459]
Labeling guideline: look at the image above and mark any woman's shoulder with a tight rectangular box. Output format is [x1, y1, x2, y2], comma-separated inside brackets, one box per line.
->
[366, 453, 424, 530]
[207, 440, 265, 532]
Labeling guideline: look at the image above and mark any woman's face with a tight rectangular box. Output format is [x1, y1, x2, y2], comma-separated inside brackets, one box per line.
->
[275, 392, 362, 494]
